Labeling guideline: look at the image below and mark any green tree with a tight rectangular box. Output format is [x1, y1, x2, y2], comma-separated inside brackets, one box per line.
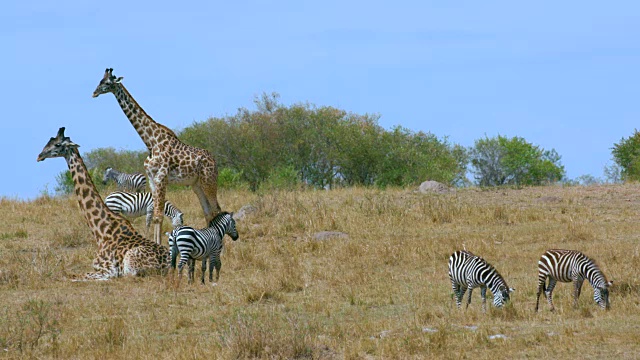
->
[611, 130, 640, 181]
[375, 127, 468, 188]
[470, 135, 564, 186]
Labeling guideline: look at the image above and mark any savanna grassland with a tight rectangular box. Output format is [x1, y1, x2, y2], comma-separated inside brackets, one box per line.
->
[1, 184, 640, 359]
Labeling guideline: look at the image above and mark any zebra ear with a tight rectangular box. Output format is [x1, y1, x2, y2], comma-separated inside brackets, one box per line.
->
[509, 287, 515, 293]
[607, 281, 613, 287]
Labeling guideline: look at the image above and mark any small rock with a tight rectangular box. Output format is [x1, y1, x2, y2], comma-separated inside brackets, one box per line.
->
[313, 231, 349, 241]
[488, 334, 507, 340]
[417, 180, 452, 194]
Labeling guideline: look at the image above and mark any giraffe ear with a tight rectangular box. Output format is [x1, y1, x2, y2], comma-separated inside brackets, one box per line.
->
[115, 77, 123, 83]
[62, 137, 79, 149]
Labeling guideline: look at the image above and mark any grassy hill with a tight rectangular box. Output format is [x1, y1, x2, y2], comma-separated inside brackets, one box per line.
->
[1, 184, 639, 359]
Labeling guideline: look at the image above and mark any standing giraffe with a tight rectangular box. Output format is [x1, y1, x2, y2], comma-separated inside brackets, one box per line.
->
[37, 127, 170, 280]
[92, 68, 222, 244]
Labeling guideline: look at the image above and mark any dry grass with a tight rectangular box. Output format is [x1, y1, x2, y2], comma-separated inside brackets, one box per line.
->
[1, 184, 640, 359]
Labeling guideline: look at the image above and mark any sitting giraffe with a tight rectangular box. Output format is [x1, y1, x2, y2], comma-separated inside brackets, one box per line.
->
[92, 68, 221, 245]
[37, 127, 170, 280]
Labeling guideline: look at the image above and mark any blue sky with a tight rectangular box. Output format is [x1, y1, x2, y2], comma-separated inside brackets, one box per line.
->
[2, 1, 639, 199]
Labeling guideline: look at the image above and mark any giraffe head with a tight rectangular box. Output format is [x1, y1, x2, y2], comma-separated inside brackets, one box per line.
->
[37, 127, 80, 162]
[92, 68, 123, 98]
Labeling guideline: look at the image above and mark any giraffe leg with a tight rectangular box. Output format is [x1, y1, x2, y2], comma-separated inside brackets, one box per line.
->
[146, 159, 169, 245]
[122, 246, 167, 277]
[192, 183, 218, 224]
[151, 180, 168, 245]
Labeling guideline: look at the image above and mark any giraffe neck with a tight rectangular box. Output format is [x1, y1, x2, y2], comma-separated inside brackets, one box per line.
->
[111, 84, 176, 150]
[65, 148, 115, 246]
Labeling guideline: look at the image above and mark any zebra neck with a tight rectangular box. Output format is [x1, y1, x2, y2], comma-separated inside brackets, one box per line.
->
[586, 271, 606, 289]
[485, 275, 507, 294]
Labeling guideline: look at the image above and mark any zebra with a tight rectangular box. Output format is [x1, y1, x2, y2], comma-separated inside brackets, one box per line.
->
[104, 191, 184, 230]
[167, 211, 239, 285]
[448, 250, 515, 311]
[535, 249, 613, 312]
[102, 167, 147, 192]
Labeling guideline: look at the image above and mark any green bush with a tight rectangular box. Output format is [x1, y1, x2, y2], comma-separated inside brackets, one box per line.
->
[261, 165, 301, 191]
[218, 168, 247, 189]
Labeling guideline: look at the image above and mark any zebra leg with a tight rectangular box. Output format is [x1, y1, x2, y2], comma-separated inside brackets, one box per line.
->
[480, 287, 487, 312]
[176, 254, 189, 287]
[573, 278, 584, 308]
[465, 286, 475, 309]
[213, 257, 222, 282]
[535, 276, 547, 312]
[187, 258, 196, 284]
[201, 259, 207, 285]
[451, 282, 462, 308]
[546, 278, 557, 311]
[209, 256, 215, 283]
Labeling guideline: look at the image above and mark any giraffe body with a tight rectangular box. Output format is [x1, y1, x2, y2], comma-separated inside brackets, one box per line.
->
[93, 68, 221, 244]
[37, 127, 170, 280]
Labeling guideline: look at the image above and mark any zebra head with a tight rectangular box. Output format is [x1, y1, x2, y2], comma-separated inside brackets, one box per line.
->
[172, 213, 184, 228]
[226, 212, 239, 241]
[493, 285, 515, 308]
[37, 127, 80, 162]
[92, 68, 123, 98]
[595, 280, 613, 310]
[102, 167, 114, 184]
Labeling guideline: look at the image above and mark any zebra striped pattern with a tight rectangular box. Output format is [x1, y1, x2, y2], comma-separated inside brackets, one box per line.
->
[536, 249, 612, 312]
[167, 211, 239, 285]
[448, 250, 514, 311]
[103, 167, 147, 192]
[104, 191, 184, 229]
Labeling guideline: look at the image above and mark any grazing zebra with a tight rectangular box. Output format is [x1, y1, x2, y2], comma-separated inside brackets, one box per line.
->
[104, 191, 184, 230]
[167, 211, 238, 285]
[102, 167, 147, 192]
[535, 249, 613, 312]
[448, 250, 515, 311]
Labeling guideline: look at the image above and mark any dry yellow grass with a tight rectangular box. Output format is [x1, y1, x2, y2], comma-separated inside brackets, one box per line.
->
[1, 184, 640, 359]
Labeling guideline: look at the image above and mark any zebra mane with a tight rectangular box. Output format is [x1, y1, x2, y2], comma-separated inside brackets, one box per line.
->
[583, 256, 609, 287]
[207, 211, 233, 228]
[472, 254, 509, 291]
